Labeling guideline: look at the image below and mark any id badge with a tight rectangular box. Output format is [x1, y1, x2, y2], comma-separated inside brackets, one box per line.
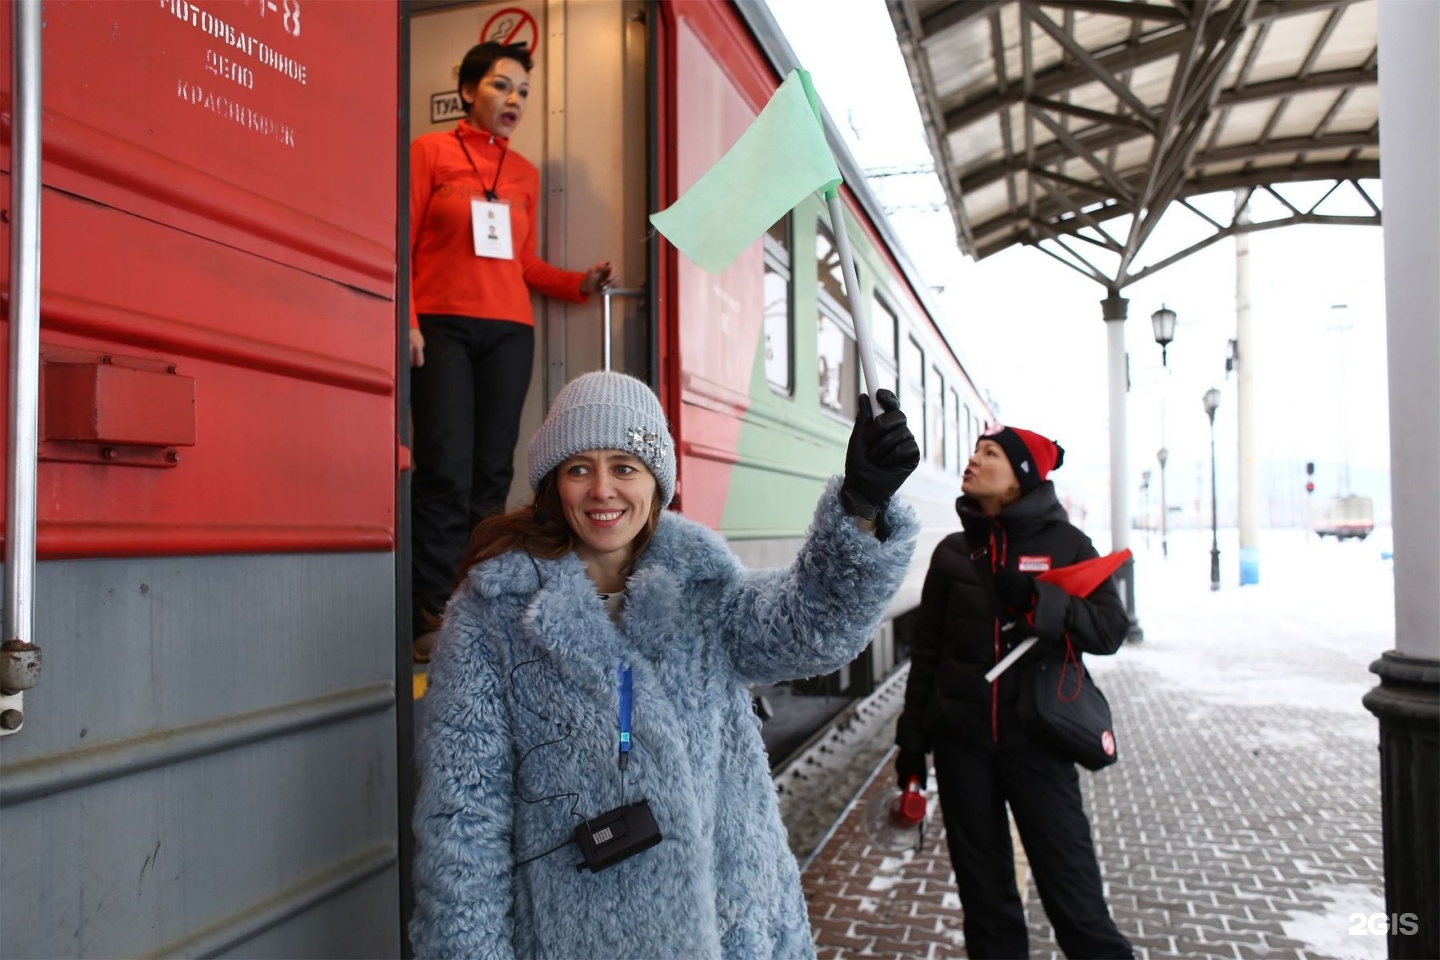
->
[471, 199, 514, 260]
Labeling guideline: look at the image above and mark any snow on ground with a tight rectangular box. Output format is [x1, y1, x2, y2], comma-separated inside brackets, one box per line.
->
[1091, 526, 1391, 745]
[1277, 881, 1389, 960]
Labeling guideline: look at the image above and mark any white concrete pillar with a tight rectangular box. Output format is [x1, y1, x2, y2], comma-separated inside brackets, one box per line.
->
[1235, 205, 1259, 584]
[1103, 294, 1130, 555]
[1101, 294, 1141, 639]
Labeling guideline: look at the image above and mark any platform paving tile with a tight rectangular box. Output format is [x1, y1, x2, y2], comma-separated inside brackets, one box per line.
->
[798, 654, 1383, 959]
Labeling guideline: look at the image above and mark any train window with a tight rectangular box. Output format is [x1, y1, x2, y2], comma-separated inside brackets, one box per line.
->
[817, 308, 857, 420]
[902, 335, 926, 458]
[867, 296, 899, 396]
[764, 217, 793, 396]
[928, 366, 945, 467]
[815, 220, 857, 420]
[962, 403, 974, 458]
[947, 386, 961, 472]
[815, 222, 857, 309]
[871, 296, 897, 362]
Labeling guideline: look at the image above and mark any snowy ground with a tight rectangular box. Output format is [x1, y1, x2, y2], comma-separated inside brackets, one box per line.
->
[1097, 526, 1393, 960]
[1110, 525, 1391, 744]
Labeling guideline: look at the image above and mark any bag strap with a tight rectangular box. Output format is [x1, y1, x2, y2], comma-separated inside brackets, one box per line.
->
[1056, 634, 1085, 702]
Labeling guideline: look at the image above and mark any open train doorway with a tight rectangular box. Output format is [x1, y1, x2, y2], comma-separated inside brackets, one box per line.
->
[404, 0, 654, 512]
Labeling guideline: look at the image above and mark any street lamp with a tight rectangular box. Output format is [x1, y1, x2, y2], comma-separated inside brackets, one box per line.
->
[1152, 305, 1177, 559]
[1203, 387, 1222, 591]
[1157, 447, 1169, 557]
[1151, 304, 1177, 367]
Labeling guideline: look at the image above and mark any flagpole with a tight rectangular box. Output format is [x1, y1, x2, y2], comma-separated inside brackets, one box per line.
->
[797, 70, 881, 419]
[824, 190, 881, 419]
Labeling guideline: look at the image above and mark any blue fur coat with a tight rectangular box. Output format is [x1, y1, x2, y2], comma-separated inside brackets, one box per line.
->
[411, 478, 918, 959]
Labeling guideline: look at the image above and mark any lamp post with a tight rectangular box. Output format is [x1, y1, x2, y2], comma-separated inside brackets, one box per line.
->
[1151, 305, 1177, 558]
[1203, 387, 1222, 591]
[1157, 447, 1169, 557]
[1140, 469, 1152, 548]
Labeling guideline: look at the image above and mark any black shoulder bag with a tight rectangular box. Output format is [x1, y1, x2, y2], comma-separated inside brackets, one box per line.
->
[1031, 638, 1118, 770]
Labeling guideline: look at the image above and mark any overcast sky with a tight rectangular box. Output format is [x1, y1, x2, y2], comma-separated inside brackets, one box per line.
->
[764, 0, 1392, 527]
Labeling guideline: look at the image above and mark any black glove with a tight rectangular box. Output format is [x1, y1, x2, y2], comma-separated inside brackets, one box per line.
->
[895, 749, 928, 790]
[840, 389, 921, 521]
[993, 571, 1036, 611]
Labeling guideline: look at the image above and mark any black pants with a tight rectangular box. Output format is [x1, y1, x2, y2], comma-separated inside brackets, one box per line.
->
[410, 315, 534, 632]
[932, 736, 1132, 959]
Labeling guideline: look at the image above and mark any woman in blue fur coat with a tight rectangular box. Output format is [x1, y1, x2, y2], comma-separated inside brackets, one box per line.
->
[411, 371, 920, 959]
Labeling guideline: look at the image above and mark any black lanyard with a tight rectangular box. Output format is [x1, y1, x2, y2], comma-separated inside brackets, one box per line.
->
[455, 129, 507, 202]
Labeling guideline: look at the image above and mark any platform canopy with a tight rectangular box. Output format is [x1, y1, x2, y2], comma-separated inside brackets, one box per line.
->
[887, 0, 1380, 291]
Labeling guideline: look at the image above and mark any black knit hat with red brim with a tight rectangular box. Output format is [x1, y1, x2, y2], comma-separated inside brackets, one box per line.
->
[982, 426, 1065, 495]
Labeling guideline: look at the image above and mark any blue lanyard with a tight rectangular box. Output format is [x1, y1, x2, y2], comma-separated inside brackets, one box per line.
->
[618, 663, 633, 768]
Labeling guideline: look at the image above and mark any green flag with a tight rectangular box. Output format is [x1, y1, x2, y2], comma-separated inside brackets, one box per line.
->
[650, 69, 842, 275]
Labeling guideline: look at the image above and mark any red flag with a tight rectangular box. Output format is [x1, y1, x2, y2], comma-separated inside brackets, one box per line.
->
[984, 549, 1132, 683]
[1035, 549, 1132, 597]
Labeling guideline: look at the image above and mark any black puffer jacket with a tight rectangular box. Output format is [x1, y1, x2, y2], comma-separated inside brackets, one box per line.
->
[896, 481, 1128, 752]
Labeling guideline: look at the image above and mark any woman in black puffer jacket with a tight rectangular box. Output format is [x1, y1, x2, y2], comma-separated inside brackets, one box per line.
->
[894, 426, 1132, 959]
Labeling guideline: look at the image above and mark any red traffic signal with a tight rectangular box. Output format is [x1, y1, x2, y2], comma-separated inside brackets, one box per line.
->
[1306, 481, 1315, 493]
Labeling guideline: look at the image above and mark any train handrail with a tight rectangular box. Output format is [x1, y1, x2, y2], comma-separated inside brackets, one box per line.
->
[2, 0, 44, 736]
[601, 287, 644, 372]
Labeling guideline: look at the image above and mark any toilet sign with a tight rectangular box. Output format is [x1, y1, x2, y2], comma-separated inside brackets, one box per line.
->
[481, 8, 539, 59]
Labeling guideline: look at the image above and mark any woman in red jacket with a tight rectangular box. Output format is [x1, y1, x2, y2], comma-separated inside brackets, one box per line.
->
[408, 42, 613, 659]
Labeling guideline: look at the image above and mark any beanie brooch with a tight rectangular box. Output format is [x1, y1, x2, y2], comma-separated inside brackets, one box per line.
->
[626, 426, 668, 464]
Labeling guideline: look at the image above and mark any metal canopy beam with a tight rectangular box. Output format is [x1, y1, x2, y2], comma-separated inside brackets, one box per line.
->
[889, 0, 1381, 289]
[941, 31, 1189, 134]
[1026, 5, 1157, 123]
[1216, 67, 1377, 108]
[1036, 0, 1189, 24]
[1195, 131, 1376, 166]
[921, 0, 1005, 36]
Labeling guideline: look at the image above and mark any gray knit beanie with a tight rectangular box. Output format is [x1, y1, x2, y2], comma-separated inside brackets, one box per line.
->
[528, 371, 675, 507]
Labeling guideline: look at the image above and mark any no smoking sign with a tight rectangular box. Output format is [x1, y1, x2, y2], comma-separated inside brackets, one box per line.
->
[482, 8, 539, 59]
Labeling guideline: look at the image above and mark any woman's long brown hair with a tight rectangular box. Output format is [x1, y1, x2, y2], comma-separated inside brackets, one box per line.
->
[455, 469, 665, 589]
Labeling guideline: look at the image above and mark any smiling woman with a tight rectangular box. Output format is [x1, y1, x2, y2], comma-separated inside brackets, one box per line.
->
[410, 370, 923, 958]
[556, 450, 660, 593]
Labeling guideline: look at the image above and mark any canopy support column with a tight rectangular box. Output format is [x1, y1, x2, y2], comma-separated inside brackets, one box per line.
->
[1102, 293, 1141, 641]
[1234, 208, 1259, 585]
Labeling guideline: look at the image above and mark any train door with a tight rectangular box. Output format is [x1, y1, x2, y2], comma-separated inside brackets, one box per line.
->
[404, 0, 653, 516]
[1, 2, 403, 956]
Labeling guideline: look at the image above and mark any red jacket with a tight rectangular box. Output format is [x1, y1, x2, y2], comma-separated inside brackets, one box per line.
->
[409, 121, 586, 329]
